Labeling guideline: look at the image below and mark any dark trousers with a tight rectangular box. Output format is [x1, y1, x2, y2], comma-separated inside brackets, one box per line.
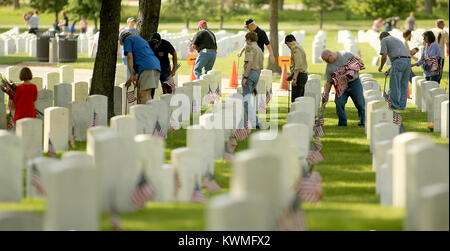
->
[291, 72, 308, 103]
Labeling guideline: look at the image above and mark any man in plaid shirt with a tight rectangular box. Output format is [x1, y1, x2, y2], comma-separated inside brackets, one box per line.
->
[321, 49, 366, 127]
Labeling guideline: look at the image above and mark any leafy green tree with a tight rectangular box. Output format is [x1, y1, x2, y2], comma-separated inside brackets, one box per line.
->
[30, 0, 68, 18]
[346, 0, 416, 19]
[302, 0, 344, 30]
[169, 0, 201, 29]
[65, 0, 102, 31]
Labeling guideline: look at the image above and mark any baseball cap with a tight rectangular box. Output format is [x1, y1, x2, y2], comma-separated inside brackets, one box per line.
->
[151, 32, 161, 41]
[245, 18, 255, 28]
[127, 17, 135, 23]
[198, 20, 207, 28]
[119, 30, 131, 45]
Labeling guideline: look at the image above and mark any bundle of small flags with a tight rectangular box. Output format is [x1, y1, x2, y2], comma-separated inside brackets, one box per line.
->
[127, 87, 137, 103]
[31, 164, 46, 196]
[191, 181, 207, 203]
[204, 85, 216, 105]
[277, 196, 307, 231]
[294, 166, 323, 204]
[392, 111, 402, 126]
[202, 172, 222, 194]
[70, 122, 76, 149]
[313, 114, 325, 138]
[47, 138, 58, 159]
[152, 121, 167, 139]
[130, 171, 155, 209]
[7, 115, 15, 131]
[233, 120, 252, 141]
[92, 110, 99, 127]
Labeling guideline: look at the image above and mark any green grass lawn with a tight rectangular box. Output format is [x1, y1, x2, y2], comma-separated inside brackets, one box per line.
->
[0, 21, 449, 231]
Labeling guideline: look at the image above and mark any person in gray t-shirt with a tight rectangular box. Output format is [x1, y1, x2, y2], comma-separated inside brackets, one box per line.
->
[322, 50, 365, 127]
[378, 32, 411, 110]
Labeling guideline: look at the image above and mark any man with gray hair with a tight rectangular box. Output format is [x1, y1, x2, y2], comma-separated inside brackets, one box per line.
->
[431, 19, 449, 82]
[321, 49, 365, 127]
[378, 31, 411, 110]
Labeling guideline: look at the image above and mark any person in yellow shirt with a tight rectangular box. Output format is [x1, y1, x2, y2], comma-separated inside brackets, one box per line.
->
[285, 34, 308, 103]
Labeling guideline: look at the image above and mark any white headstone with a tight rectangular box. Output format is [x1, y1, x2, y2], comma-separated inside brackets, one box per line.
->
[54, 83, 72, 108]
[368, 108, 392, 145]
[114, 86, 123, 115]
[5, 66, 20, 83]
[44, 107, 69, 152]
[171, 147, 203, 201]
[417, 183, 449, 231]
[186, 125, 215, 175]
[87, 95, 108, 126]
[34, 89, 53, 116]
[59, 65, 74, 84]
[130, 104, 157, 135]
[379, 149, 394, 205]
[412, 76, 425, 106]
[15, 118, 42, 160]
[442, 100, 449, 138]
[366, 100, 388, 137]
[427, 88, 446, 122]
[68, 101, 91, 141]
[45, 72, 60, 91]
[292, 97, 316, 121]
[433, 94, 449, 132]
[111, 115, 136, 139]
[286, 111, 313, 140]
[421, 81, 439, 112]
[371, 122, 398, 153]
[282, 123, 310, 159]
[72, 81, 89, 102]
[0, 130, 23, 202]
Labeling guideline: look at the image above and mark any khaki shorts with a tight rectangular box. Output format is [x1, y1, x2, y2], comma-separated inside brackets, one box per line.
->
[139, 69, 160, 90]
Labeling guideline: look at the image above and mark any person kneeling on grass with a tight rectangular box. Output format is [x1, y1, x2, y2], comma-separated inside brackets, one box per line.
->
[120, 30, 161, 104]
[321, 49, 366, 127]
[4, 67, 38, 124]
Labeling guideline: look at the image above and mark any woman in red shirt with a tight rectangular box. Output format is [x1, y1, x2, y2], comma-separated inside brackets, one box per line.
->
[6, 67, 38, 122]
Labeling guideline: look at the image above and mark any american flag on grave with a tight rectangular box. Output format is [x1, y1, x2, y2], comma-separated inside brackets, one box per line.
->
[393, 112, 402, 126]
[170, 115, 181, 130]
[127, 87, 137, 103]
[223, 138, 234, 162]
[204, 85, 215, 104]
[313, 114, 325, 138]
[191, 181, 207, 203]
[266, 88, 273, 105]
[130, 171, 155, 209]
[202, 172, 222, 194]
[233, 120, 252, 141]
[70, 123, 76, 149]
[294, 169, 323, 204]
[92, 110, 99, 127]
[47, 138, 58, 158]
[277, 196, 307, 231]
[306, 149, 325, 165]
[152, 121, 167, 139]
[313, 136, 323, 152]
[31, 163, 46, 196]
[213, 86, 221, 102]
[228, 137, 238, 153]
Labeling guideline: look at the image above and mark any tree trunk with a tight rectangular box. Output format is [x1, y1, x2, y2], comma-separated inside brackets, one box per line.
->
[13, 0, 19, 9]
[186, 18, 190, 30]
[424, 0, 434, 16]
[91, 0, 122, 119]
[268, 0, 281, 73]
[136, 0, 162, 40]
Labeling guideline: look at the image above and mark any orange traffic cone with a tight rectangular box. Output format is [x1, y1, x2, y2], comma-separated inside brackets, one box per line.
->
[190, 65, 196, 81]
[408, 83, 411, 99]
[229, 60, 238, 88]
[280, 65, 289, 91]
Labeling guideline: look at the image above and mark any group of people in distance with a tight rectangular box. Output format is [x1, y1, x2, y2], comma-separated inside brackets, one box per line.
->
[24, 9, 88, 35]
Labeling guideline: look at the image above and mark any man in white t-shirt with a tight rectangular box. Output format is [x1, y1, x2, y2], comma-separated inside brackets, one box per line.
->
[27, 10, 40, 34]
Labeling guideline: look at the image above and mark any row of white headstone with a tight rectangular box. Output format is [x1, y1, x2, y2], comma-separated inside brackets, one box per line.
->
[206, 75, 321, 230]
[312, 31, 326, 64]
[360, 73, 449, 231]
[0, 28, 37, 57]
[337, 30, 359, 56]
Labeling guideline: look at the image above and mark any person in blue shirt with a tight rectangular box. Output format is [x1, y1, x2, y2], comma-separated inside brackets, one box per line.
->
[119, 30, 161, 104]
[118, 17, 137, 79]
[412, 31, 443, 83]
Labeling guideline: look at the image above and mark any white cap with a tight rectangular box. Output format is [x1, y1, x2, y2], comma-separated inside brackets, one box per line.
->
[127, 17, 135, 23]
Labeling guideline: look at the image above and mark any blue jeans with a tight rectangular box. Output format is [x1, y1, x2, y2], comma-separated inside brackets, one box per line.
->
[242, 70, 260, 128]
[388, 58, 410, 110]
[194, 51, 217, 79]
[334, 78, 366, 126]
[123, 56, 130, 79]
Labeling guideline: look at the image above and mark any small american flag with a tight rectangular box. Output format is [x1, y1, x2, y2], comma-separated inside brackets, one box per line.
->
[127, 87, 137, 103]
[92, 110, 99, 127]
[110, 212, 122, 231]
[393, 112, 402, 126]
[170, 116, 181, 130]
[152, 121, 167, 139]
[266, 88, 272, 105]
[223, 139, 234, 162]
[192, 99, 201, 114]
[313, 136, 322, 152]
[313, 114, 325, 138]
[191, 181, 207, 203]
[70, 122, 76, 149]
[204, 85, 215, 104]
[229, 137, 238, 153]
[306, 150, 324, 165]
[233, 121, 252, 141]
[31, 164, 46, 196]
[295, 168, 323, 204]
[202, 172, 222, 194]
[277, 197, 307, 231]
[47, 138, 57, 159]
[213, 86, 221, 102]
[7, 115, 15, 131]
[130, 171, 155, 209]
